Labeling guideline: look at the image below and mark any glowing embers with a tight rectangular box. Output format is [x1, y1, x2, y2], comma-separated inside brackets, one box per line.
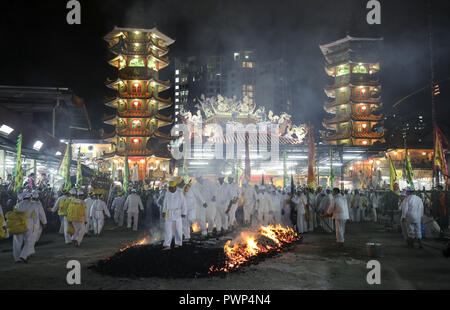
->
[209, 225, 302, 274]
[119, 236, 149, 252]
[192, 221, 201, 233]
[91, 225, 301, 279]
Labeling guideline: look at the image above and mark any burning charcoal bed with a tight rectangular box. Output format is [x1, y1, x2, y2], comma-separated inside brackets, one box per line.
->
[90, 225, 302, 279]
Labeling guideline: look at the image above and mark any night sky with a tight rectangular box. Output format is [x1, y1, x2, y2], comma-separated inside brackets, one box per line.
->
[0, 0, 449, 138]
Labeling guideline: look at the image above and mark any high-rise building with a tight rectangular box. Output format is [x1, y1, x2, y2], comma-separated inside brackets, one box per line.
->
[101, 27, 175, 180]
[255, 58, 292, 115]
[173, 56, 206, 121]
[227, 50, 256, 104]
[320, 36, 385, 146]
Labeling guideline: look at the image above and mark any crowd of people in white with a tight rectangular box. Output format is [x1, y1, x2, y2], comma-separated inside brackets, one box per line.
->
[0, 173, 430, 262]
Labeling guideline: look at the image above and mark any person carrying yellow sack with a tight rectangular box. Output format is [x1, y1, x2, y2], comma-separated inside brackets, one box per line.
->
[67, 190, 88, 247]
[9, 192, 37, 263]
[51, 188, 74, 244]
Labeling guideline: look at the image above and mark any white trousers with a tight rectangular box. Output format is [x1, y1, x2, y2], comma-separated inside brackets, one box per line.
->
[127, 212, 139, 231]
[29, 224, 43, 255]
[13, 223, 34, 261]
[196, 205, 207, 236]
[93, 216, 105, 235]
[215, 203, 229, 232]
[63, 217, 72, 244]
[164, 218, 182, 247]
[205, 203, 216, 235]
[228, 203, 238, 227]
[335, 219, 346, 243]
[407, 219, 422, 239]
[72, 222, 85, 244]
[274, 209, 282, 224]
[372, 208, 378, 222]
[348, 206, 354, 221]
[352, 208, 361, 223]
[182, 209, 196, 239]
[243, 203, 254, 223]
[114, 210, 125, 227]
[296, 214, 307, 233]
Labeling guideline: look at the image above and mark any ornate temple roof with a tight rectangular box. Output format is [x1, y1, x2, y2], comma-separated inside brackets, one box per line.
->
[104, 26, 175, 46]
[319, 35, 383, 56]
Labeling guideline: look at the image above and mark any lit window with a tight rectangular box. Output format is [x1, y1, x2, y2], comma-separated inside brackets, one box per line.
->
[33, 140, 43, 151]
[175, 85, 179, 90]
[234, 52, 240, 60]
[175, 69, 180, 75]
[175, 77, 179, 83]
[131, 119, 142, 129]
[175, 98, 179, 103]
[0, 124, 14, 135]
[175, 92, 179, 96]
[55, 151, 62, 156]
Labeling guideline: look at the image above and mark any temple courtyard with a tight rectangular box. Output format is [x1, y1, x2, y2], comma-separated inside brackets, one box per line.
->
[0, 221, 449, 290]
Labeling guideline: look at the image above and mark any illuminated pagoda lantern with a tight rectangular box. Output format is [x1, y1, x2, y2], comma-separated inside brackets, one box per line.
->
[320, 35, 385, 146]
[101, 27, 175, 181]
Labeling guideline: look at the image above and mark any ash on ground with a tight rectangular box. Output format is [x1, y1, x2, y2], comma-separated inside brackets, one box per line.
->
[90, 231, 302, 279]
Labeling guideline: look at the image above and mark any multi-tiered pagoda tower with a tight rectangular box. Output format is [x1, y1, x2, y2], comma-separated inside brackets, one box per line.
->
[102, 27, 175, 181]
[320, 36, 385, 146]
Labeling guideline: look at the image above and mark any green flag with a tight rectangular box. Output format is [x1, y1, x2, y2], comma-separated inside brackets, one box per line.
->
[404, 140, 414, 188]
[76, 149, 82, 187]
[13, 134, 23, 194]
[389, 155, 398, 192]
[58, 140, 72, 191]
[124, 153, 130, 196]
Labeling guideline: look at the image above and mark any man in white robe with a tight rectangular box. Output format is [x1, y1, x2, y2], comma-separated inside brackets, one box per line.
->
[162, 178, 187, 249]
[195, 174, 215, 236]
[12, 193, 37, 263]
[90, 194, 111, 235]
[401, 187, 424, 248]
[182, 177, 206, 240]
[322, 188, 349, 247]
[111, 191, 126, 227]
[124, 189, 144, 231]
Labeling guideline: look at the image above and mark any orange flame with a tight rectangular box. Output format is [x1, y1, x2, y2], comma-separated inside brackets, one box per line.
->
[192, 222, 201, 233]
[119, 236, 149, 252]
[209, 224, 301, 274]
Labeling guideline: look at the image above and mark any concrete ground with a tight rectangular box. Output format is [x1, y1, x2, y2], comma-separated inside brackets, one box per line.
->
[0, 220, 449, 290]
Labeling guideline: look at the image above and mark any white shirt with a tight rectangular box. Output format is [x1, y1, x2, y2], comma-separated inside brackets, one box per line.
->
[197, 178, 216, 203]
[215, 182, 229, 205]
[32, 200, 47, 225]
[124, 194, 144, 213]
[242, 185, 256, 206]
[320, 194, 333, 213]
[401, 194, 424, 222]
[162, 189, 187, 220]
[90, 199, 111, 219]
[112, 196, 126, 213]
[292, 194, 307, 215]
[327, 195, 349, 220]
[185, 183, 205, 212]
